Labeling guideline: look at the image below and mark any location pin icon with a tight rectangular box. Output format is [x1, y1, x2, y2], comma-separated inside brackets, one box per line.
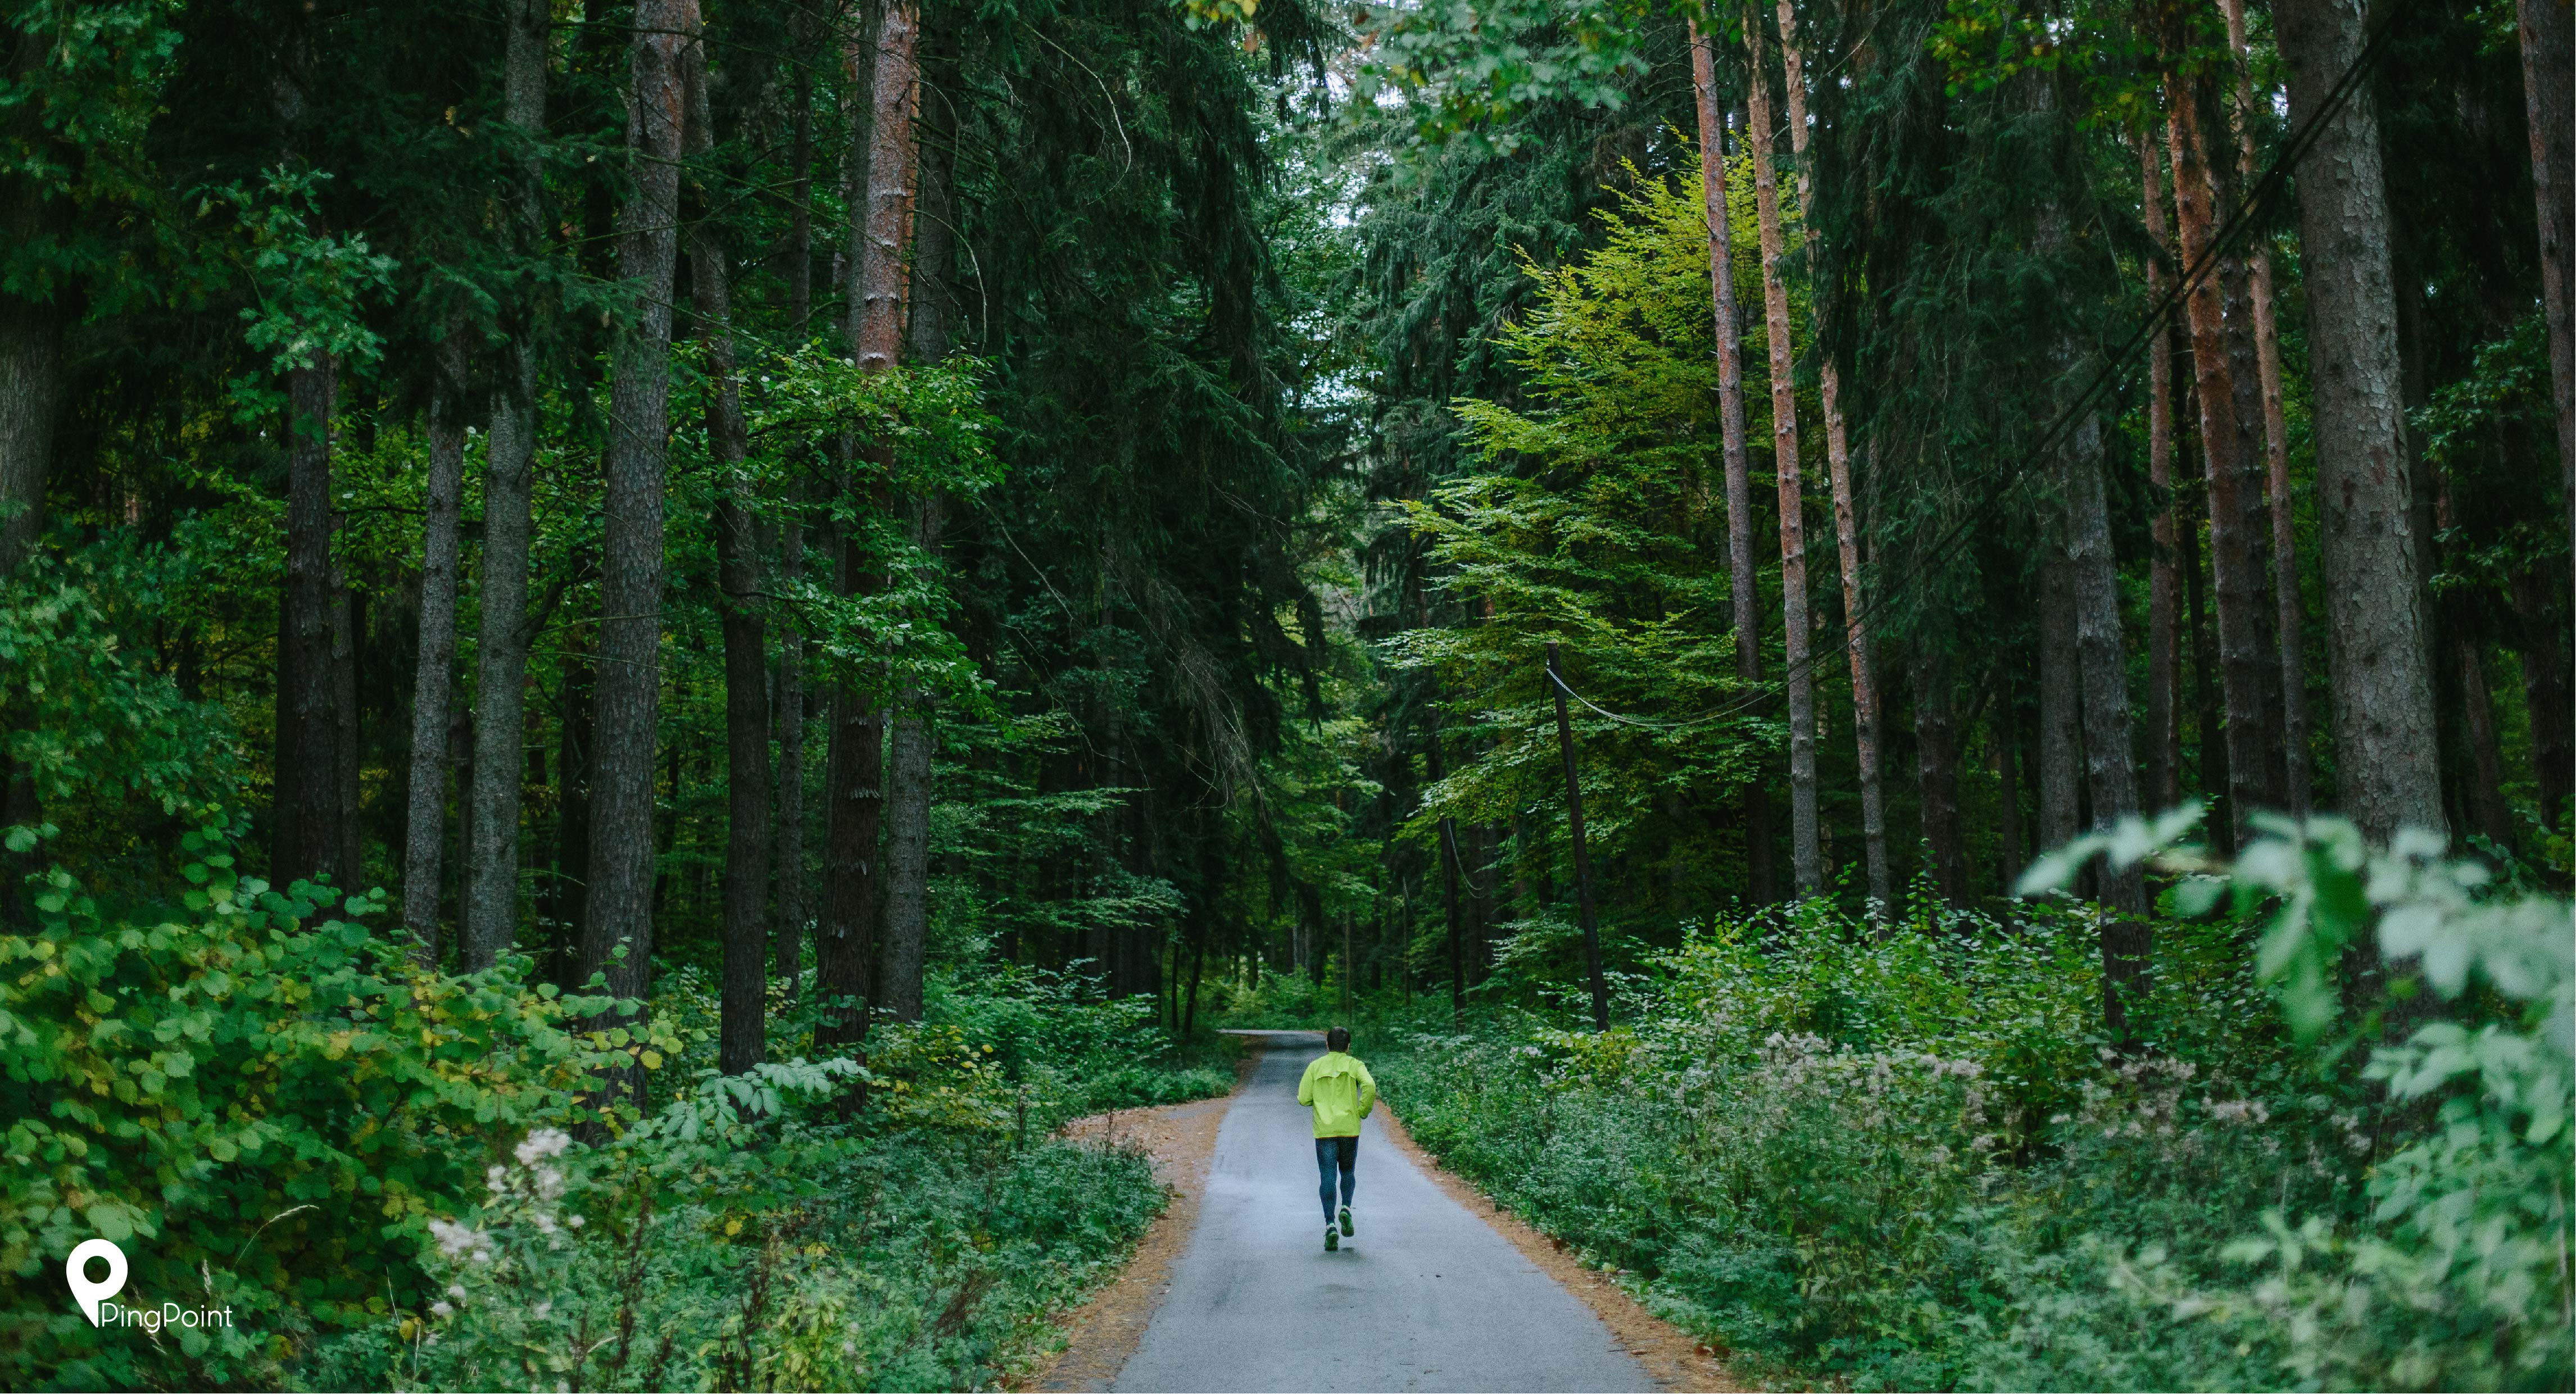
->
[66, 1239, 126, 1327]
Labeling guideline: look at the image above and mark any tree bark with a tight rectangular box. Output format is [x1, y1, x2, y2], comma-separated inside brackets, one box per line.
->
[2182, 477, 2233, 852]
[851, 0, 919, 379]
[876, 503, 938, 1022]
[2037, 557, 2083, 852]
[1910, 644, 1966, 902]
[0, 283, 61, 580]
[401, 332, 470, 960]
[1688, 28, 1776, 906]
[2220, 0, 2311, 814]
[686, 43, 772, 1075]
[2275, 0, 2447, 842]
[1993, 679, 2024, 879]
[773, 506, 809, 988]
[2165, 76, 2281, 842]
[2453, 641, 2513, 847]
[1772, 0, 1888, 909]
[546, 654, 593, 988]
[2139, 130, 2182, 813]
[877, 33, 953, 1024]
[462, 0, 552, 968]
[784, 0, 818, 335]
[812, 0, 908, 1050]
[2514, 0, 2574, 555]
[2063, 411, 2148, 924]
[864, 0, 933, 1023]
[275, 354, 360, 893]
[2509, 565, 2573, 832]
[580, 0, 697, 1051]
[815, 629, 885, 1048]
[1743, 16, 1820, 895]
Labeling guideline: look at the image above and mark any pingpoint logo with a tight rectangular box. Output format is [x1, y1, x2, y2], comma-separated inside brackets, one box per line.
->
[66, 1239, 125, 1326]
[65, 1238, 237, 1334]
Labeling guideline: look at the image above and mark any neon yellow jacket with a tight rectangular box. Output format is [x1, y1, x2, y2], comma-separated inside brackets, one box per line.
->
[1296, 1051, 1377, 1138]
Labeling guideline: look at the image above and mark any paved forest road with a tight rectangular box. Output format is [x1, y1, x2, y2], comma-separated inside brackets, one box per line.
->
[1111, 1033, 1657, 1393]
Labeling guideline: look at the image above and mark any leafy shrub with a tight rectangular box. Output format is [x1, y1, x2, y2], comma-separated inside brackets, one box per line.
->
[298, 1051, 1166, 1394]
[0, 821, 617, 1390]
[1373, 813, 2573, 1391]
[0, 821, 1186, 1392]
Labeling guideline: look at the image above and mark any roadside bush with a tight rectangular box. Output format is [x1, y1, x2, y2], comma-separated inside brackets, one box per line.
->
[1375, 813, 2572, 1391]
[0, 820, 618, 1390]
[316, 1093, 1161, 1391]
[1, 821, 1183, 1392]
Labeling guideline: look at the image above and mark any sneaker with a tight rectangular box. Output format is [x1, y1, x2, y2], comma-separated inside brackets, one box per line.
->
[1340, 1205, 1355, 1237]
[1325, 1225, 1339, 1252]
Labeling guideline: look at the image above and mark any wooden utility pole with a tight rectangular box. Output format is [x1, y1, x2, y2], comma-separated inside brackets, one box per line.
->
[1426, 715, 1465, 1024]
[1545, 644, 1610, 1033]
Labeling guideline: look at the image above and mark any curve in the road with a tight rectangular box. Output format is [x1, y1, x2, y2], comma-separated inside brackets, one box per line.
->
[1110, 1032, 1658, 1393]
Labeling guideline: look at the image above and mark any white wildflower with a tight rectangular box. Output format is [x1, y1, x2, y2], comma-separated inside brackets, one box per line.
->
[516, 1128, 573, 1165]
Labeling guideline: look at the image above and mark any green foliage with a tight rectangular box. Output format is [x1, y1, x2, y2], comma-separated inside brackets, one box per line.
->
[344, 1123, 1160, 1394]
[1391, 153, 1786, 902]
[0, 538, 237, 859]
[0, 824, 623, 1389]
[1372, 818, 2572, 1390]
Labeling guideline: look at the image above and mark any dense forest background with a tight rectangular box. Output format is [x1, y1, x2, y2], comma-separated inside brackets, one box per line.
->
[0, 0, 2569, 1382]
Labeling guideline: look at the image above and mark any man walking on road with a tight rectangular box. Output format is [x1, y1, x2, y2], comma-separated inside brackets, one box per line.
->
[1298, 1027, 1377, 1251]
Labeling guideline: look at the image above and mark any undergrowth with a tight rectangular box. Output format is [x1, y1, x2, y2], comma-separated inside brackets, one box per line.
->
[1368, 814, 2572, 1392]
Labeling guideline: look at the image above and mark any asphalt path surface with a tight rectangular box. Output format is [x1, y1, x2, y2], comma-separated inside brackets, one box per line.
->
[1111, 1032, 1656, 1393]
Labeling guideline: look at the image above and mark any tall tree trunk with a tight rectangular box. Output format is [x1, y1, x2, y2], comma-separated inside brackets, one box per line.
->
[784, 0, 818, 334]
[2220, 0, 2312, 814]
[2275, 0, 2446, 842]
[2062, 407, 2153, 1045]
[1772, 0, 1888, 909]
[2453, 642, 2513, 847]
[401, 332, 470, 960]
[1993, 680, 2024, 879]
[815, 625, 885, 1048]
[2182, 479, 2233, 852]
[2038, 557, 2083, 852]
[0, 283, 61, 580]
[547, 655, 592, 988]
[2140, 130, 2183, 813]
[462, 0, 552, 967]
[876, 504, 937, 1022]
[276, 354, 359, 893]
[1911, 645, 1966, 902]
[864, 0, 932, 1023]
[1688, 28, 1776, 906]
[2211, 169, 2289, 801]
[686, 45, 772, 1074]
[770, 1, 817, 989]
[2515, 0, 2574, 553]
[2063, 411, 2144, 916]
[2164, 75, 2280, 842]
[580, 0, 697, 1066]
[812, 0, 902, 1051]
[851, 0, 918, 379]
[1744, 15, 1820, 895]
[878, 33, 952, 1024]
[2509, 565, 2572, 832]
[773, 505, 809, 989]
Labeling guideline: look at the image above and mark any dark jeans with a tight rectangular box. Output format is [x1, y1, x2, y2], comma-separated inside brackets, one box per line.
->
[1315, 1135, 1358, 1223]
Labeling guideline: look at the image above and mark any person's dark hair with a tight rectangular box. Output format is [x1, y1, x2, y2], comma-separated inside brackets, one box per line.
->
[1327, 1027, 1352, 1052]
